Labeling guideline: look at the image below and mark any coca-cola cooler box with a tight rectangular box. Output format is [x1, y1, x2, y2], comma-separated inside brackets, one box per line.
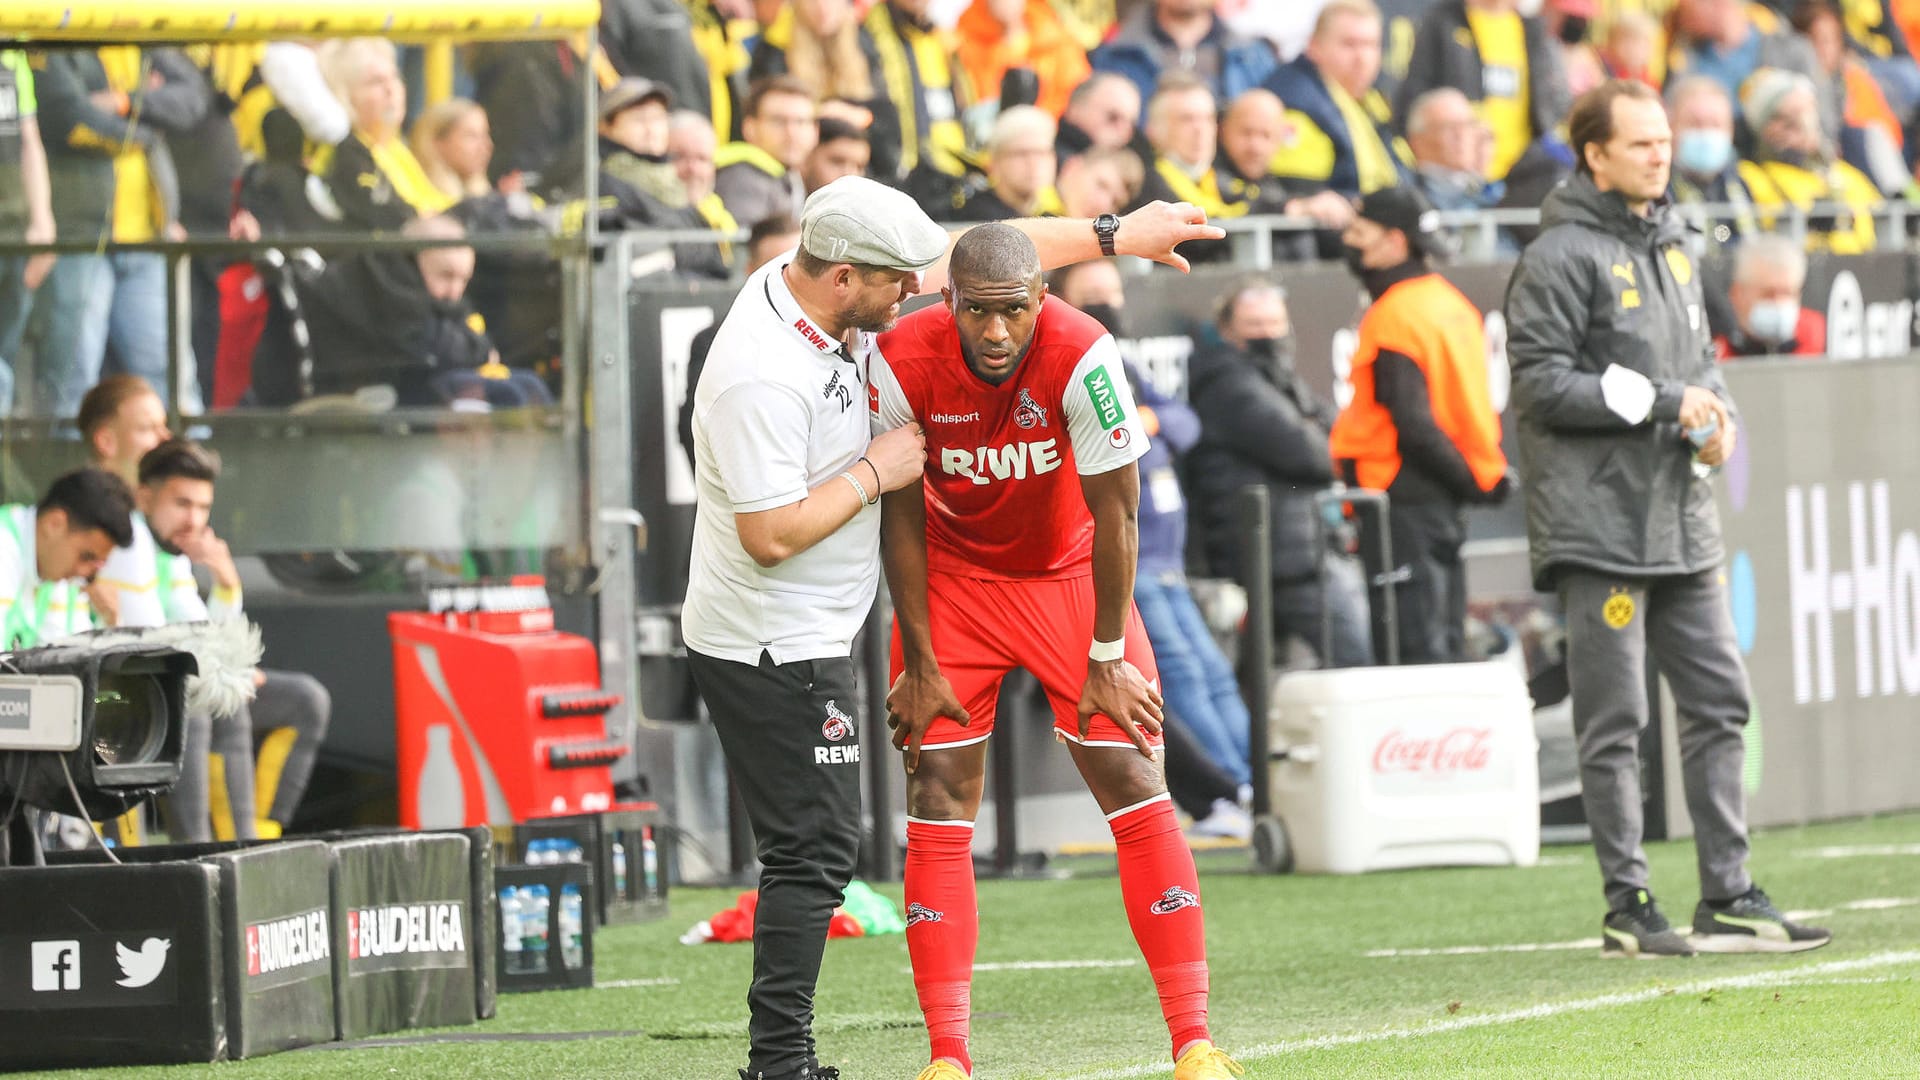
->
[1270, 661, 1539, 874]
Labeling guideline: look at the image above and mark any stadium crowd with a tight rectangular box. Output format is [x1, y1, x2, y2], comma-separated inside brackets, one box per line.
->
[1, 0, 1915, 840]
[1, 0, 1911, 417]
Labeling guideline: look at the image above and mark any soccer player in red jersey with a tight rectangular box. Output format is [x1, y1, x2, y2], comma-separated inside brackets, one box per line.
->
[873, 224, 1242, 1080]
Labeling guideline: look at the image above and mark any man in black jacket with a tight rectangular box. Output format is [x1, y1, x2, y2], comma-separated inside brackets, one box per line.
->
[253, 215, 548, 408]
[1506, 79, 1828, 959]
[1187, 280, 1373, 668]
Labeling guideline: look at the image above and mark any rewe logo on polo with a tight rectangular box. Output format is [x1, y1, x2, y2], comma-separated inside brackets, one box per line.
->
[1371, 728, 1493, 774]
[247, 909, 331, 977]
[940, 439, 1062, 486]
[348, 902, 466, 960]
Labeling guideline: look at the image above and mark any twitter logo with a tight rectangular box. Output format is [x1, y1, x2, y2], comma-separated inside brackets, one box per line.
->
[116, 938, 171, 989]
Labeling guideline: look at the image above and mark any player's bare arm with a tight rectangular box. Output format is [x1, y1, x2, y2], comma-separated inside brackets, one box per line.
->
[880, 479, 970, 775]
[919, 201, 1228, 294]
[735, 422, 926, 567]
[1077, 462, 1164, 756]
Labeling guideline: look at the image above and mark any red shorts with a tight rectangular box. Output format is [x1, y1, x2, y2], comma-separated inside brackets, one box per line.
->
[888, 572, 1161, 751]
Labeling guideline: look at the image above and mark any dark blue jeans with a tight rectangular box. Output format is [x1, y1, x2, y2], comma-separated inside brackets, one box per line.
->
[1134, 570, 1252, 785]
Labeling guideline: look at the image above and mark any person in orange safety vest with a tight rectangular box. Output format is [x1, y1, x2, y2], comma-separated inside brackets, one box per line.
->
[1330, 185, 1511, 664]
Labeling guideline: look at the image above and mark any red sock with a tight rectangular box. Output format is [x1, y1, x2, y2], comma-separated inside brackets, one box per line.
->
[1109, 794, 1211, 1058]
[905, 818, 979, 1072]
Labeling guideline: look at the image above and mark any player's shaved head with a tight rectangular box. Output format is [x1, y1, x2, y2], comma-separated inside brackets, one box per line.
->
[949, 223, 1042, 287]
[943, 224, 1048, 385]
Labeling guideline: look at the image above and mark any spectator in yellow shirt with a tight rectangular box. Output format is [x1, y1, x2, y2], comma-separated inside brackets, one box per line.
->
[1737, 68, 1881, 253]
[1395, 0, 1572, 182]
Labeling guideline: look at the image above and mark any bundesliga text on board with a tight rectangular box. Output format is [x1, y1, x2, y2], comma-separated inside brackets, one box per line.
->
[346, 901, 468, 973]
[246, 909, 332, 989]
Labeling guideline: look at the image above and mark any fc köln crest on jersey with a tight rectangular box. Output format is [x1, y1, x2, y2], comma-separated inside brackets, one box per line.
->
[1014, 388, 1048, 429]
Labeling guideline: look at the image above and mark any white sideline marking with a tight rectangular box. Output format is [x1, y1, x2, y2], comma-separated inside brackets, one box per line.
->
[1794, 975, 1914, 987]
[897, 959, 1139, 974]
[1059, 950, 1920, 1080]
[599, 977, 680, 989]
[1841, 897, 1920, 911]
[1365, 939, 1600, 958]
[1800, 844, 1920, 858]
[1787, 897, 1920, 921]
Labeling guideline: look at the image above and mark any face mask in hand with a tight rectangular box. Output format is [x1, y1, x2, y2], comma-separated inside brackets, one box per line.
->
[1745, 299, 1800, 345]
[1079, 303, 1127, 340]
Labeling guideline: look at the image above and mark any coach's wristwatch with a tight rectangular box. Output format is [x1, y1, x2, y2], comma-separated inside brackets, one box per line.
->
[1094, 213, 1120, 257]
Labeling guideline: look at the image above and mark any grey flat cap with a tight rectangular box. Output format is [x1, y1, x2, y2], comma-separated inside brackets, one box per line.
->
[800, 176, 950, 273]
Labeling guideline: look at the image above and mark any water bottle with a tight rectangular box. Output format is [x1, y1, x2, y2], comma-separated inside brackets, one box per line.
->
[416, 725, 466, 829]
[525, 839, 553, 866]
[554, 838, 584, 864]
[498, 887, 524, 972]
[1686, 414, 1720, 481]
[559, 884, 585, 969]
[611, 839, 629, 900]
[641, 827, 660, 901]
[523, 885, 551, 973]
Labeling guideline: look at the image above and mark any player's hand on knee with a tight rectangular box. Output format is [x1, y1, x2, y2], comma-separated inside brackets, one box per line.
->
[866, 423, 928, 493]
[888, 668, 971, 774]
[1078, 659, 1165, 758]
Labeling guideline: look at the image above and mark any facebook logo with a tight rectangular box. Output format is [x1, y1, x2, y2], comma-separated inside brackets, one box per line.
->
[31, 940, 81, 992]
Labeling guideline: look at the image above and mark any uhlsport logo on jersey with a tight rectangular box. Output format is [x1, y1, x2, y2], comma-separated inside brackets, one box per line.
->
[822, 700, 853, 742]
[347, 901, 467, 966]
[1148, 886, 1200, 915]
[246, 909, 331, 978]
[1014, 387, 1048, 429]
[1083, 366, 1125, 430]
[822, 369, 853, 412]
[905, 902, 944, 927]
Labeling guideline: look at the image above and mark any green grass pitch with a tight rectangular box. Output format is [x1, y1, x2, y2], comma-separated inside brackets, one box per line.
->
[16, 813, 1920, 1079]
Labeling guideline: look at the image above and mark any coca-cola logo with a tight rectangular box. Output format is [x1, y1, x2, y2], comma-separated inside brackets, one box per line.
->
[1371, 728, 1493, 774]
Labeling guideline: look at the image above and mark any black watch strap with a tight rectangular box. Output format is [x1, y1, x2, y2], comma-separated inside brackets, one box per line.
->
[1094, 213, 1119, 257]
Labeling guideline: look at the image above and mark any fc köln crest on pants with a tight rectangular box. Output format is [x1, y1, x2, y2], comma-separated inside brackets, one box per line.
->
[822, 700, 853, 742]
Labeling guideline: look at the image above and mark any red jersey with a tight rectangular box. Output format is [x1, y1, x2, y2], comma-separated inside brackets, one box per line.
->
[871, 296, 1150, 580]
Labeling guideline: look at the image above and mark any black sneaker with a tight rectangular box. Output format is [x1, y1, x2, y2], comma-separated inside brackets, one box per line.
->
[1602, 889, 1697, 958]
[738, 1066, 839, 1080]
[1692, 886, 1832, 954]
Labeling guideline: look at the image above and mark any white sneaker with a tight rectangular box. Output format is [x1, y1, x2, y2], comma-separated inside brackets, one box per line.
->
[1189, 799, 1252, 842]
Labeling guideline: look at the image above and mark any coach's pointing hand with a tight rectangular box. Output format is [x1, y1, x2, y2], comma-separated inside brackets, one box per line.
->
[1115, 201, 1228, 275]
[1079, 659, 1164, 758]
[888, 668, 972, 775]
[866, 422, 929, 493]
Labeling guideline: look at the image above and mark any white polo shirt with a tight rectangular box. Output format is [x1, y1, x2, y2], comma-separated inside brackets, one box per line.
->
[681, 253, 881, 665]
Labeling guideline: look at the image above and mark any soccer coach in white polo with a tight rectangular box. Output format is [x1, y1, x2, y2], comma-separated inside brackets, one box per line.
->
[684, 176, 1223, 1080]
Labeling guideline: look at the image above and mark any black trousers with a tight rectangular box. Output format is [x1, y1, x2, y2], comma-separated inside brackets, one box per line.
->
[1362, 496, 1468, 665]
[690, 648, 864, 1079]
